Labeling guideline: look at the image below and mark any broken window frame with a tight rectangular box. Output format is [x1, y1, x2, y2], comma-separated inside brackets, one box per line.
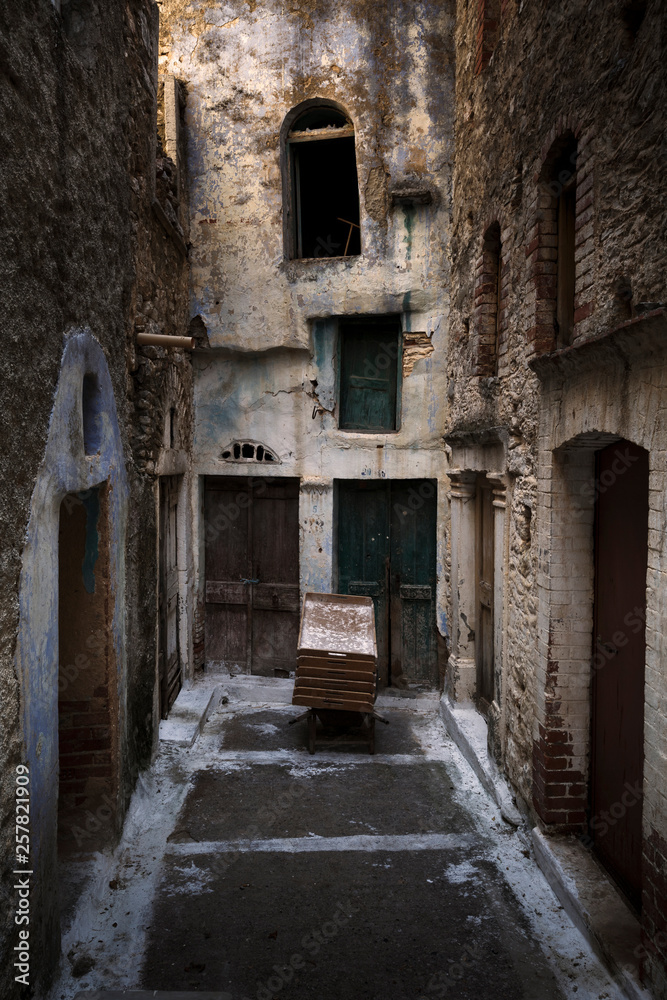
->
[336, 316, 402, 433]
[281, 100, 361, 262]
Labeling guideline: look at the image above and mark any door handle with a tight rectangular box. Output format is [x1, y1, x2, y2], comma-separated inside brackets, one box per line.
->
[240, 577, 260, 585]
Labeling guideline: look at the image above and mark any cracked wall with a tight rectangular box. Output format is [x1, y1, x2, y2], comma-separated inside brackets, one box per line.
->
[160, 0, 455, 647]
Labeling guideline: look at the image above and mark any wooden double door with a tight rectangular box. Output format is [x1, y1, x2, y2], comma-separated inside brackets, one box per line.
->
[204, 477, 300, 675]
[337, 480, 438, 688]
[591, 441, 648, 909]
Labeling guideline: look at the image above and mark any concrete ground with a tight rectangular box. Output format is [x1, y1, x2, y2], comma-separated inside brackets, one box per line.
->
[51, 681, 629, 1000]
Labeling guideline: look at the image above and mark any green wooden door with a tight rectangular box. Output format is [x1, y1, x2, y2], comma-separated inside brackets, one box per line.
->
[390, 481, 438, 687]
[337, 481, 391, 676]
[337, 480, 437, 688]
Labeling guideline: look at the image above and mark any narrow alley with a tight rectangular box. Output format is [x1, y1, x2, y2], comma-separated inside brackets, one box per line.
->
[52, 682, 625, 1000]
[2, 2, 666, 999]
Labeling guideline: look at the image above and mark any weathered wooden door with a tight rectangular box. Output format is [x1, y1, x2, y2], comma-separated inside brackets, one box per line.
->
[476, 479, 495, 711]
[204, 477, 300, 676]
[339, 320, 400, 431]
[337, 481, 391, 677]
[592, 441, 648, 909]
[337, 480, 437, 688]
[159, 475, 181, 718]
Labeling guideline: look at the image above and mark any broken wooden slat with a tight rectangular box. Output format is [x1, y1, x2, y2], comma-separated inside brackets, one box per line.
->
[292, 693, 375, 713]
[288, 126, 355, 143]
[295, 675, 375, 694]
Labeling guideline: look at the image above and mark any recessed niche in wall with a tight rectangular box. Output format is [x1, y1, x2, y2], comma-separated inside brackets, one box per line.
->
[82, 372, 103, 455]
[221, 440, 280, 464]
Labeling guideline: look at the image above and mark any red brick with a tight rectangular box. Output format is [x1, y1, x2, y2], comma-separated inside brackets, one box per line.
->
[574, 300, 594, 324]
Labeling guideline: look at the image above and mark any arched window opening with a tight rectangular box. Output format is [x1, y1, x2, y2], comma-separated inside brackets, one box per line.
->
[284, 103, 360, 260]
[82, 372, 103, 455]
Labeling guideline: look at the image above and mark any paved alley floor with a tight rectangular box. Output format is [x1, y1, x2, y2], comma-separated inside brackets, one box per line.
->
[52, 685, 628, 1000]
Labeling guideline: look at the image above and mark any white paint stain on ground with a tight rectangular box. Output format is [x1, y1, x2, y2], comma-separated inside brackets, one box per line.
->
[48, 688, 626, 1000]
[442, 860, 479, 884]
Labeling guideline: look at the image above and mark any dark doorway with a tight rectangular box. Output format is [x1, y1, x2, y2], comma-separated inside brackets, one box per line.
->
[591, 440, 648, 909]
[204, 477, 300, 676]
[58, 485, 116, 855]
[159, 475, 181, 718]
[337, 480, 438, 688]
[476, 477, 495, 711]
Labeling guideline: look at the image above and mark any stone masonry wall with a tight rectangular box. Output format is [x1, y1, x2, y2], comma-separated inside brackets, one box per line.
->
[448, 0, 666, 810]
[0, 1, 192, 994]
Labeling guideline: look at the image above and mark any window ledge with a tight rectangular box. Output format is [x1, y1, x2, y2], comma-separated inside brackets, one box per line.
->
[529, 307, 667, 382]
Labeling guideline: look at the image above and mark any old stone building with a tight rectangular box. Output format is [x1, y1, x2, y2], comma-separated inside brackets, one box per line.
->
[0, 1, 195, 996]
[447, 0, 667, 996]
[158, 0, 454, 691]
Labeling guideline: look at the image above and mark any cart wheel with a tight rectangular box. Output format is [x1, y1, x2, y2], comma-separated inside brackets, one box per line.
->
[308, 711, 316, 755]
[369, 716, 375, 755]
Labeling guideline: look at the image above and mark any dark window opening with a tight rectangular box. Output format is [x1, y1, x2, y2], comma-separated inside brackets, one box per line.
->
[476, 221, 502, 376]
[287, 105, 360, 261]
[621, 0, 647, 39]
[169, 407, 176, 449]
[339, 318, 400, 432]
[82, 372, 102, 455]
[241, 442, 254, 459]
[233, 443, 241, 459]
[554, 143, 577, 348]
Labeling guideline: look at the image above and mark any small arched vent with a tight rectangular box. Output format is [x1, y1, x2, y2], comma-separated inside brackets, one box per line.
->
[221, 440, 280, 464]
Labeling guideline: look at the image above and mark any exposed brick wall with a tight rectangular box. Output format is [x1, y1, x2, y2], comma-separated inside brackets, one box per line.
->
[58, 695, 113, 797]
[475, 0, 500, 75]
[473, 221, 508, 376]
[572, 130, 596, 340]
[643, 827, 667, 992]
[533, 446, 595, 829]
[526, 120, 596, 356]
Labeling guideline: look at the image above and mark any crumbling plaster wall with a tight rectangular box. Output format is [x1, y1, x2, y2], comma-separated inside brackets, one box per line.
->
[159, 0, 455, 644]
[448, 0, 666, 808]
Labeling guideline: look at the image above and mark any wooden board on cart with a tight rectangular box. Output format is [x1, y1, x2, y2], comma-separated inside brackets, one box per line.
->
[297, 592, 378, 661]
[292, 592, 381, 754]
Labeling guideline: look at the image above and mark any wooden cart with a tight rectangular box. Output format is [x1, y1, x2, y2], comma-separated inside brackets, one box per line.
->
[290, 592, 388, 754]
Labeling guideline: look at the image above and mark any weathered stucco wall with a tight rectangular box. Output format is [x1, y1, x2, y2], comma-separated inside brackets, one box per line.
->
[160, 0, 455, 649]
